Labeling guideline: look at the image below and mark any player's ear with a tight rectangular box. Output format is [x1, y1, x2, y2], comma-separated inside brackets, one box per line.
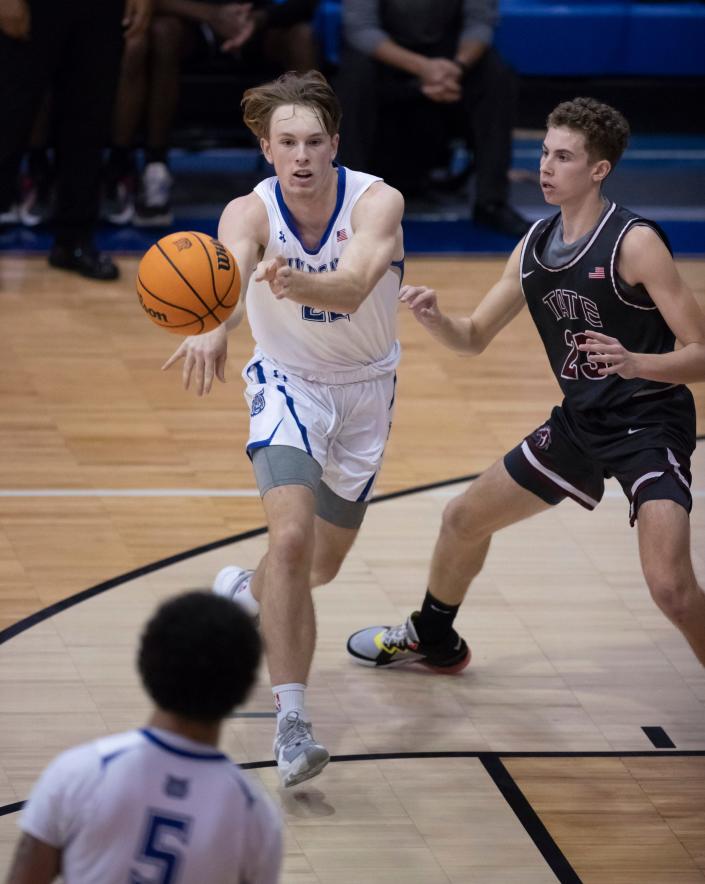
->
[592, 158, 611, 183]
[330, 133, 339, 162]
[260, 137, 273, 165]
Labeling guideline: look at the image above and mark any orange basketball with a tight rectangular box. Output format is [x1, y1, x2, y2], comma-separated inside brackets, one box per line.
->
[136, 231, 240, 335]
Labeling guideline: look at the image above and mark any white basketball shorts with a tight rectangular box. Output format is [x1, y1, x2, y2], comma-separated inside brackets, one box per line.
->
[242, 353, 396, 502]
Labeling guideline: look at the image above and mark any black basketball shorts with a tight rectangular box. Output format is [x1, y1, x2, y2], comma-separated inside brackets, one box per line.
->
[504, 388, 696, 526]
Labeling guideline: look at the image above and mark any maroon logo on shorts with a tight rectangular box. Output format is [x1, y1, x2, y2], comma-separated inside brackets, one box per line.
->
[532, 425, 552, 450]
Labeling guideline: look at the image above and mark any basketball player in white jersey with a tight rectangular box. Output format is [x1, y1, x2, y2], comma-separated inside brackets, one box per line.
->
[162, 71, 405, 786]
[6, 592, 281, 884]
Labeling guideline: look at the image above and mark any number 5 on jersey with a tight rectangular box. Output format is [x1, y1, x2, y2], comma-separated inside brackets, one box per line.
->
[131, 810, 193, 883]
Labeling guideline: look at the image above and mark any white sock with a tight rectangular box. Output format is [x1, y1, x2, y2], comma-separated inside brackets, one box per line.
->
[233, 575, 260, 618]
[273, 683, 306, 725]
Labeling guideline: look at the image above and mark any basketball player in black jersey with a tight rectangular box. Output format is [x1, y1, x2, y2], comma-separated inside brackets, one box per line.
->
[346, 97, 705, 672]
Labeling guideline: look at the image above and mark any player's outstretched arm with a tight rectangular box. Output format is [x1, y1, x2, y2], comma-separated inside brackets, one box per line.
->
[579, 226, 705, 382]
[260, 182, 404, 313]
[400, 238, 526, 354]
[161, 194, 266, 396]
[5, 833, 60, 884]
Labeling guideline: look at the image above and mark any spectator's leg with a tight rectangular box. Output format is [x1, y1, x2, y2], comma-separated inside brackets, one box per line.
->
[103, 28, 150, 225]
[20, 95, 56, 227]
[263, 22, 318, 73]
[461, 48, 528, 236]
[51, 0, 124, 245]
[132, 15, 189, 228]
[0, 26, 56, 217]
[112, 29, 150, 153]
[144, 16, 191, 161]
[335, 46, 382, 173]
[462, 48, 516, 208]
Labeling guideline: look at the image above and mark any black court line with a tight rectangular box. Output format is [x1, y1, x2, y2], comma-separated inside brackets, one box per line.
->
[2, 431, 703, 646]
[4, 750, 705, 877]
[1, 437, 703, 867]
[0, 801, 24, 818]
[479, 754, 582, 884]
[230, 712, 277, 719]
[0, 471, 481, 647]
[642, 726, 677, 748]
[0, 525, 266, 646]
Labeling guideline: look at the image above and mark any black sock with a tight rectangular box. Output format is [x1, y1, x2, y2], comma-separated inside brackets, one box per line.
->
[415, 590, 459, 643]
[145, 147, 168, 166]
[106, 146, 135, 178]
[27, 148, 51, 178]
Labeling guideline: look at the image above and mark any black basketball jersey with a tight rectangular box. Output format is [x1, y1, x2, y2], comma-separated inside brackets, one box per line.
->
[520, 202, 678, 411]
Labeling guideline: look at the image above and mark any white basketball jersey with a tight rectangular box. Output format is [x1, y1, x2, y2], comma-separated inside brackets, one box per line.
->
[20, 728, 282, 884]
[247, 166, 402, 383]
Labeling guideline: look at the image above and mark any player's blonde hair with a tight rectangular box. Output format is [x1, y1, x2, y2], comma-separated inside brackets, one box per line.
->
[241, 70, 342, 141]
[547, 97, 630, 168]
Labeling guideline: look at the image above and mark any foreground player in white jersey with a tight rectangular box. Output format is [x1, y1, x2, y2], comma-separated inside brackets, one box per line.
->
[6, 592, 281, 884]
[163, 71, 405, 786]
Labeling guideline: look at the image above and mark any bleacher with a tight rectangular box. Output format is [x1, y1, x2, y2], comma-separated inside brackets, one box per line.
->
[314, 0, 705, 75]
[494, 0, 705, 77]
[175, 0, 705, 143]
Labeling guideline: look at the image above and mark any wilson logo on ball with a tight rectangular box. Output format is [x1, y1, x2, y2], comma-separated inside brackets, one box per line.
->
[211, 238, 232, 271]
[138, 292, 167, 323]
[136, 231, 241, 336]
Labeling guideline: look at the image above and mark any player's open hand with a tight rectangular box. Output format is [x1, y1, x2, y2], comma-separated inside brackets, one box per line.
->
[161, 324, 228, 396]
[578, 330, 640, 379]
[255, 255, 292, 300]
[399, 285, 443, 330]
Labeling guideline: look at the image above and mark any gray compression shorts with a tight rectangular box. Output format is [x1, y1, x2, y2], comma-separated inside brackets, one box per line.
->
[251, 445, 369, 529]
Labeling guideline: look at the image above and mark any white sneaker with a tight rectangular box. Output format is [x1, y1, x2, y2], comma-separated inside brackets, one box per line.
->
[212, 566, 260, 619]
[0, 203, 19, 225]
[273, 711, 330, 787]
[134, 161, 173, 227]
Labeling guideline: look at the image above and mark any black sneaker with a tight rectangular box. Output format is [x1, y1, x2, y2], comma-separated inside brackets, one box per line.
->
[49, 242, 119, 281]
[346, 612, 471, 673]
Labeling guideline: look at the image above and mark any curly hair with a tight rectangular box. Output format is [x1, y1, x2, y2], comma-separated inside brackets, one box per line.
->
[241, 70, 342, 141]
[547, 97, 630, 168]
[138, 591, 261, 722]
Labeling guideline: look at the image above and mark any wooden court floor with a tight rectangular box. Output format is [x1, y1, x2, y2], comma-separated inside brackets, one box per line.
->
[0, 254, 704, 882]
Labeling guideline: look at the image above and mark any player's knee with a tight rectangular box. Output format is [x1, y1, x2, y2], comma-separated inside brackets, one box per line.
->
[310, 555, 342, 588]
[647, 572, 695, 623]
[268, 524, 311, 572]
[441, 495, 485, 544]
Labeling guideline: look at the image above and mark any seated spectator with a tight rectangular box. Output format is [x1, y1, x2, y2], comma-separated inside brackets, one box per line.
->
[0, 0, 150, 280]
[103, 0, 319, 227]
[336, 0, 530, 237]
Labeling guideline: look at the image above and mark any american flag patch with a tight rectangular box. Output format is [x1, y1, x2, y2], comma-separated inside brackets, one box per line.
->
[336, 229, 348, 242]
[588, 266, 606, 279]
